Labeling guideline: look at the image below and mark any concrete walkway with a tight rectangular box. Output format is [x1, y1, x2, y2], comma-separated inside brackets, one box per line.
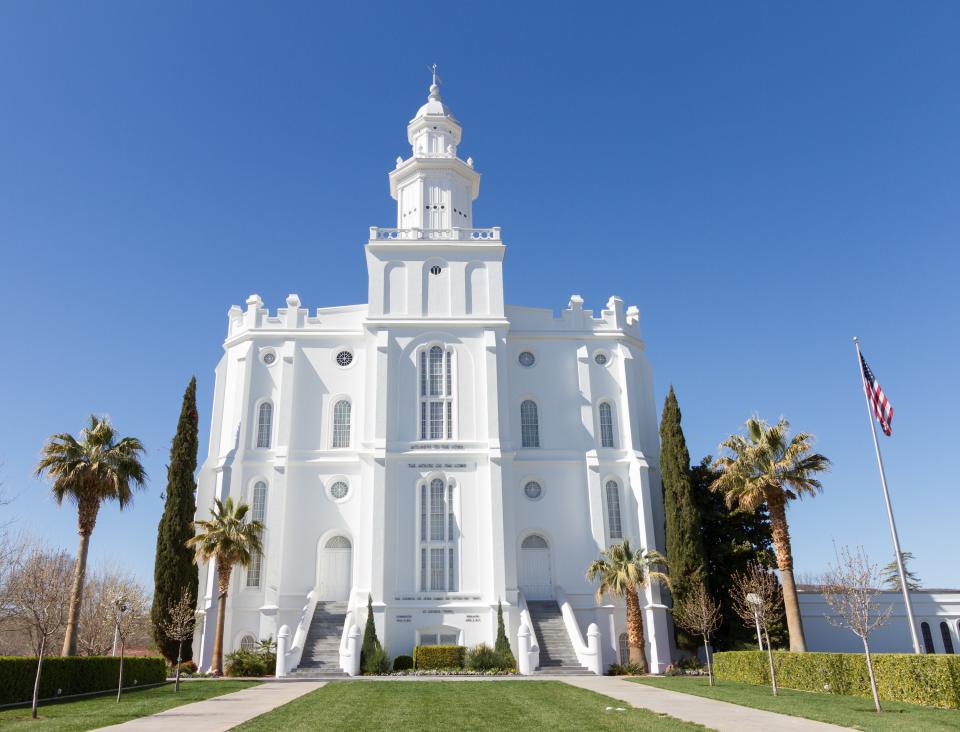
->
[560, 676, 850, 732]
[95, 681, 325, 732]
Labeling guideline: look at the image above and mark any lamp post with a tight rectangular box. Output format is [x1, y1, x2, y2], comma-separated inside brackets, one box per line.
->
[746, 593, 764, 651]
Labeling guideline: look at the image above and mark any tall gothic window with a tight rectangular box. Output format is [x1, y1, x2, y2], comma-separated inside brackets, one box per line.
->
[520, 400, 540, 448]
[332, 399, 351, 448]
[599, 402, 617, 448]
[256, 402, 273, 449]
[605, 480, 623, 539]
[419, 477, 458, 592]
[246, 481, 267, 587]
[419, 345, 454, 440]
[921, 622, 935, 653]
[940, 622, 955, 654]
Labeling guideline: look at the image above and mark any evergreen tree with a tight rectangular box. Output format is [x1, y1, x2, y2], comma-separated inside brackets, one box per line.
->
[691, 458, 787, 650]
[151, 377, 200, 663]
[659, 387, 706, 647]
[880, 552, 921, 591]
[360, 593, 381, 673]
[494, 600, 515, 667]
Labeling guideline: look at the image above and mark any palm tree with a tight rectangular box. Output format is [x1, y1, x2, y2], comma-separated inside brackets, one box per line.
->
[711, 416, 830, 652]
[187, 496, 263, 675]
[586, 540, 669, 674]
[35, 415, 146, 656]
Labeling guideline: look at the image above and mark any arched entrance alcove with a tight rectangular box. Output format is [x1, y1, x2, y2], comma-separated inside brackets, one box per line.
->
[519, 533, 553, 600]
[317, 534, 352, 601]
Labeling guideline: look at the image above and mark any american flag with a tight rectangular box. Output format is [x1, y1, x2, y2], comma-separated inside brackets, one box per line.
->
[860, 352, 893, 436]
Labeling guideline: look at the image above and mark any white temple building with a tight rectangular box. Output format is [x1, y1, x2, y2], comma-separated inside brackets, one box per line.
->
[193, 75, 671, 676]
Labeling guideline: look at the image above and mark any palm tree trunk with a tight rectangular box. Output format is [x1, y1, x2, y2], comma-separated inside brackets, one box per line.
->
[210, 562, 231, 676]
[766, 492, 806, 652]
[625, 587, 649, 674]
[62, 529, 92, 656]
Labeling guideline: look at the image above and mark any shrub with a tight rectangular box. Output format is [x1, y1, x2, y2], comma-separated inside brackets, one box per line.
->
[494, 600, 516, 669]
[466, 643, 503, 671]
[0, 656, 166, 705]
[714, 651, 960, 710]
[364, 646, 390, 675]
[224, 649, 276, 677]
[413, 645, 466, 670]
[360, 594, 380, 671]
[173, 660, 197, 675]
[607, 662, 645, 676]
[392, 655, 414, 671]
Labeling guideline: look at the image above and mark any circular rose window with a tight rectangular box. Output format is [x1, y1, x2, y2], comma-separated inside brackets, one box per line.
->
[594, 352, 608, 366]
[524, 481, 542, 500]
[335, 350, 353, 367]
[518, 351, 535, 367]
[330, 481, 349, 500]
[263, 352, 276, 365]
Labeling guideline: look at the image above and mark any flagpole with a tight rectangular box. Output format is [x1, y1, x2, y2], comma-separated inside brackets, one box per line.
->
[852, 336, 922, 654]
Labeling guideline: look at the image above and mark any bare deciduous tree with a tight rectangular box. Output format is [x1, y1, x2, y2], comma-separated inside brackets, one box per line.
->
[78, 568, 152, 656]
[112, 589, 149, 702]
[159, 588, 196, 692]
[731, 562, 782, 696]
[820, 545, 891, 713]
[5, 544, 72, 718]
[673, 582, 722, 685]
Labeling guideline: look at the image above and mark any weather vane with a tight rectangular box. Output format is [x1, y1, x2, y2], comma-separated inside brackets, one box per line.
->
[429, 63, 442, 87]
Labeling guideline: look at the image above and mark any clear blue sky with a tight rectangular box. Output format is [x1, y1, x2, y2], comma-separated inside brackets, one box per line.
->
[1, 2, 957, 589]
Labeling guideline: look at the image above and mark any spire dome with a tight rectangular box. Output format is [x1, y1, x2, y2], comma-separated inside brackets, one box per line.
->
[414, 71, 457, 121]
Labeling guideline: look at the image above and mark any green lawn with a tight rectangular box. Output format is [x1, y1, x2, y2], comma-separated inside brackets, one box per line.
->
[0, 680, 260, 731]
[632, 675, 960, 732]
[234, 680, 707, 732]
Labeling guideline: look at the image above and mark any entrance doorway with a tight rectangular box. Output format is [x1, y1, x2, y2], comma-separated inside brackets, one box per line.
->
[519, 534, 553, 600]
[318, 535, 352, 601]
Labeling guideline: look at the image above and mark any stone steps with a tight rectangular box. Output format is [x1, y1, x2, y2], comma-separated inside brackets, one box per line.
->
[527, 600, 592, 675]
[292, 601, 348, 675]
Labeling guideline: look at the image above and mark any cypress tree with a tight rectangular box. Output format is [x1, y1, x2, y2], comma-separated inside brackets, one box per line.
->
[151, 377, 200, 663]
[360, 594, 381, 672]
[494, 600, 515, 667]
[659, 386, 706, 648]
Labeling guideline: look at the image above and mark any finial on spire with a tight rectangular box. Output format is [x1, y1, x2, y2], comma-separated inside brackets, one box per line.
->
[428, 63, 443, 100]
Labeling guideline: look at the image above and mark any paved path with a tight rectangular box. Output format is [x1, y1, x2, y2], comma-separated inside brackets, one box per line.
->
[560, 677, 850, 731]
[95, 681, 325, 732]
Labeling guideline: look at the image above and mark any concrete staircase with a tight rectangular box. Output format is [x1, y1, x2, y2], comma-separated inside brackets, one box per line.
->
[526, 600, 592, 675]
[286, 601, 349, 678]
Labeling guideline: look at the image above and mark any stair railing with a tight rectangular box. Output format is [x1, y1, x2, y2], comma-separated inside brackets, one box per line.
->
[338, 594, 361, 676]
[554, 586, 602, 675]
[516, 592, 540, 675]
[283, 589, 319, 674]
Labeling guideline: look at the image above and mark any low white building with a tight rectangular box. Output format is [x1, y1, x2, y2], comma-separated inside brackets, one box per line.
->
[800, 589, 960, 654]
[192, 76, 671, 676]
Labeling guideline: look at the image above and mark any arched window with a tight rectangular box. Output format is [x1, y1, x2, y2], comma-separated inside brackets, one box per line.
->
[520, 400, 540, 448]
[599, 402, 617, 448]
[521, 534, 549, 549]
[419, 477, 458, 591]
[921, 622, 935, 653]
[940, 622, 955, 654]
[325, 535, 352, 549]
[605, 480, 623, 539]
[419, 345, 454, 440]
[246, 481, 267, 588]
[239, 634, 257, 652]
[256, 402, 273, 448]
[332, 400, 351, 448]
[618, 632, 630, 665]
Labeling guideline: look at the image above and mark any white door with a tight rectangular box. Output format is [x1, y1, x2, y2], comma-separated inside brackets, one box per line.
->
[319, 536, 352, 601]
[519, 534, 553, 600]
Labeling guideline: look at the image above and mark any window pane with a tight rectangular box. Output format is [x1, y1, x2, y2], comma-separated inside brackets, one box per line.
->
[445, 350, 452, 396]
[430, 402, 444, 440]
[446, 401, 452, 439]
[619, 633, 629, 664]
[606, 480, 623, 539]
[420, 402, 427, 440]
[430, 480, 445, 540]
[256, 403, 272, 448]
[941, 622, 955, 654]
[431, 547, 445, 590]
[420, 350, 427, 396]
[921, 622, 935, 653]
[421, 633, 437, 646]
[420, 484, 427, 541]
[439, 633, 457, 645]
[430, 346, 444, 396]
[240, 635, 257, 652]
[600, 402, 616, 448]
[448, 546, 457, 591]
[332, 400, 351, 448]
[246, 551, 262, 587]
[420, 548, 427, 592]
[521, 400, 540, 448]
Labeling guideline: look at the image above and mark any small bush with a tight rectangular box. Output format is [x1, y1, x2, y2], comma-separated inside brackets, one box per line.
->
[173, 660, 197, 675]
[413, 645, 466, 670]
[607, 662, 645, 676]
[466, 643, 502, 671]
[0, 656, 166, 705]
[224, 649, 276, 677]
[714, 651, 960, 710]
[364, 646, 391, 675]
[392, 655, 414, 671]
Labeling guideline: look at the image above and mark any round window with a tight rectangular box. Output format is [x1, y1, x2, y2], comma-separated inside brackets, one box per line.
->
[263, 352, 276, 365]
[330, 481, 349, 500]
[594, 352, 609, 366]
[524, 481, 542, 500]
[518, 351, 536, 368]
[335, 350, 353, 367]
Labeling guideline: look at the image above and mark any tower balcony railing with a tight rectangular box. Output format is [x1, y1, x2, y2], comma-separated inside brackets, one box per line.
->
[369, 226, 501, 242]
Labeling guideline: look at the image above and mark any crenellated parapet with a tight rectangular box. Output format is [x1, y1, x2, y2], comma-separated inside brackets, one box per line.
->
[506, 295, 643, 341]
[226, 293, 367, 338]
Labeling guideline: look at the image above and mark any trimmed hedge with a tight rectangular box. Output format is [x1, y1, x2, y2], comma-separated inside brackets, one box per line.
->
[0, 656, 167, 706]
[714, 651, 960, 710]
[392, 654, 413, 671]
[413, 645, 465, 670]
